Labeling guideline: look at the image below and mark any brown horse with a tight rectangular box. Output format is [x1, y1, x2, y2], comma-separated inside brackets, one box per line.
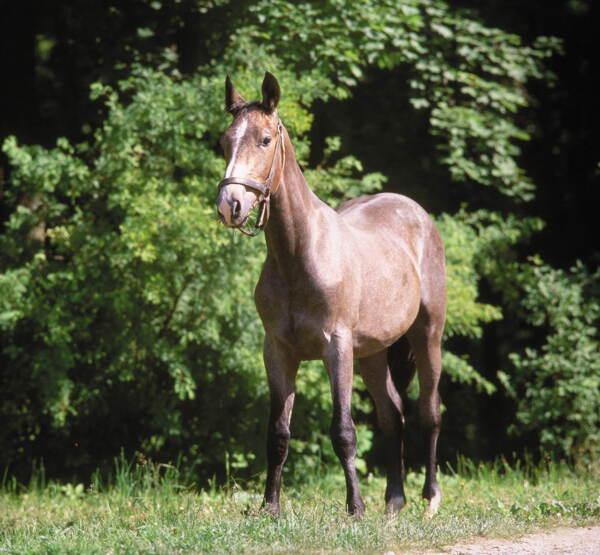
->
[216, 72, 446, 518]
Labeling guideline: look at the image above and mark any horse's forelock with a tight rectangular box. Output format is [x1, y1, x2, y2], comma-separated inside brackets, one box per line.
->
[228, 100, 274, 117]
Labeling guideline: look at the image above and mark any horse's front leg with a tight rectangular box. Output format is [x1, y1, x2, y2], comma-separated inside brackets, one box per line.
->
[262, 336, 299, 516]
[324, 328, 365, 517]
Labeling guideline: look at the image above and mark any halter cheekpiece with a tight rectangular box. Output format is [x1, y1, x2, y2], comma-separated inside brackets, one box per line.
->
[218, 119, 284, 236]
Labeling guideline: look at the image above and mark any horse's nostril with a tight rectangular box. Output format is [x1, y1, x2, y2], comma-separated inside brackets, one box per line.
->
[232, 199, 241, 218]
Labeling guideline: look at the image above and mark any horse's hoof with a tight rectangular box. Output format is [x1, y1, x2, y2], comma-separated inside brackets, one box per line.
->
[261, 501, 281, 517]
[385, 496, 407, 516]
[348, 498, 366, 519]
[424, 490, 441, 518]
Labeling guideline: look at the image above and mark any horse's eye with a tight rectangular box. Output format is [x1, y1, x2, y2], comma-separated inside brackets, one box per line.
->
[262, 136, 272, 146]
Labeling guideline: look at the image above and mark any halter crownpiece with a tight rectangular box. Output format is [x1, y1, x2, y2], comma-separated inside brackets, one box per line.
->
[218, 119, 285, 236]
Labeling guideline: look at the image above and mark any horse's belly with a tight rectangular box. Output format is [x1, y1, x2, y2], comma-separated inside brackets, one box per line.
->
[352, 264, 421, 358]
[352, 309, 419, 358]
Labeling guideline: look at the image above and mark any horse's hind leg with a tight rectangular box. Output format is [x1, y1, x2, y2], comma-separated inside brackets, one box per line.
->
[407, 224, 446, 517]
[359, 350, 406, 515]
[407, 313, 443, 517]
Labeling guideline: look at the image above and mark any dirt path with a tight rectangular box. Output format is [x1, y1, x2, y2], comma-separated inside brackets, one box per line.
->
[416, 524, 600, 554]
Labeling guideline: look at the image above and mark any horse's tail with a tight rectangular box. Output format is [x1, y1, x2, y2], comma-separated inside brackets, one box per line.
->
[387, 335, 417, 395]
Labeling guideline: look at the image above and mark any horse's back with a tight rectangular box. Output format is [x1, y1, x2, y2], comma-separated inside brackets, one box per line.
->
[338, 192, 440, 270]
[338, 192, 433, 232]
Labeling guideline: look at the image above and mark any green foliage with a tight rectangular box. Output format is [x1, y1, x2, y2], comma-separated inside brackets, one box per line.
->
[436, 213, 501, 394]
[454, 206, 600, 460]
[246, 0, 558, 200]
[500, 262, 600, 460]
[1, 68, 267, 471]
[304, 137, 387, 203]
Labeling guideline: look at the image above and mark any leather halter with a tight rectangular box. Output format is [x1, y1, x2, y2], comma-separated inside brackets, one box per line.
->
[218, 120, 285, 236]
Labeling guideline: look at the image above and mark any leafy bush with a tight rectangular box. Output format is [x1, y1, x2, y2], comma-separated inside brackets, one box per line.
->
[500, 262, 600, 460]
[1, 68, 266, 477]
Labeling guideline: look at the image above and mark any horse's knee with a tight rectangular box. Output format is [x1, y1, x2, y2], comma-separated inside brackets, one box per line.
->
[418, 391, 441, 430]
[420, 412, 441, 433]
[330, 419, 357, 459]
[376, 402, 404, 436]
[267, 424, 291, 463]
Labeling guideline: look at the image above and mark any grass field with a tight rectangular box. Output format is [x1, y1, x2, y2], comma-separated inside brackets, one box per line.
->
[1, 457, 599, 554]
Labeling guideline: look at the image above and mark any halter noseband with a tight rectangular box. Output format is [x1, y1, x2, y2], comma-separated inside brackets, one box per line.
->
[217, 120, 285, 236]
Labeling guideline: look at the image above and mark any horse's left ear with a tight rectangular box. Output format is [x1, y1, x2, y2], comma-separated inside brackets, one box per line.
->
[261, 71, 280, 113]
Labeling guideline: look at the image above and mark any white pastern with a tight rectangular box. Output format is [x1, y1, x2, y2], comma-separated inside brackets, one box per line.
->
[425, 490, 441, 518]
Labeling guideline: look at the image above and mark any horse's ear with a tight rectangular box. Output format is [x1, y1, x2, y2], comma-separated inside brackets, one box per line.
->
[225, 74, 245, 114]
[261, 71, 280, 113]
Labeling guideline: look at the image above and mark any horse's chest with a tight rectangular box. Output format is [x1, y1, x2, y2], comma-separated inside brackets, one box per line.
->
[255, 271, 344, 359]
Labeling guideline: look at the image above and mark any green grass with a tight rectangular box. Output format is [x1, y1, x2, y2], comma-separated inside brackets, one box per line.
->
[1, 457, 599, 554]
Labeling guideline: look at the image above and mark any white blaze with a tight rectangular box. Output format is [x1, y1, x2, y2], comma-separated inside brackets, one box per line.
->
[225, 118, 249, 178]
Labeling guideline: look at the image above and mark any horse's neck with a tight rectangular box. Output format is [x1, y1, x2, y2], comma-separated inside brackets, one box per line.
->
[264, 132, 331, 269]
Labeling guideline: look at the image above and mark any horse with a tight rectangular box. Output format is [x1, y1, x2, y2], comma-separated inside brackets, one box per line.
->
[215, 72, 446, 518]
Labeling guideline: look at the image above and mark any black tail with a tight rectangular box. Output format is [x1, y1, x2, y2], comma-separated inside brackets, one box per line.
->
[387, 336, 417, 394]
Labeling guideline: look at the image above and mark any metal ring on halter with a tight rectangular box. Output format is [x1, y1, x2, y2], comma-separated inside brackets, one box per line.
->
[217, 120, 284, 236]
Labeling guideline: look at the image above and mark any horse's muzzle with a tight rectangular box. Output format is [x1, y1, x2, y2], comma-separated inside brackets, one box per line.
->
[216, 184, 256, 227]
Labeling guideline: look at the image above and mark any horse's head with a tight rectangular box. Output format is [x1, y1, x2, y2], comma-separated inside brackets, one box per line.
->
[216, 72, 283, 234]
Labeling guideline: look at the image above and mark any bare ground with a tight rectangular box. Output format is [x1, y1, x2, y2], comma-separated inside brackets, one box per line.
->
[410, 524, 600, 555]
